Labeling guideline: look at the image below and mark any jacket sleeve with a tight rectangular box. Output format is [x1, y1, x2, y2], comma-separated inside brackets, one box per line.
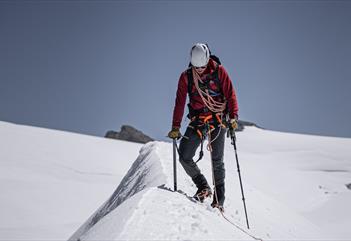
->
[218, 66, 239, 119]
[172, 72, 188, 128]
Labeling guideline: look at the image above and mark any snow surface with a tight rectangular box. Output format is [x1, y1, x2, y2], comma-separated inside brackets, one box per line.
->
[0, 121, 142, 240]
[70, 125, 351, 240]
[1, 120, 351, 240]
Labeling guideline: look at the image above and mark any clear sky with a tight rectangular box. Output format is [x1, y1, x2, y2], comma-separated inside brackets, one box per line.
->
[1, 0, 350, 140]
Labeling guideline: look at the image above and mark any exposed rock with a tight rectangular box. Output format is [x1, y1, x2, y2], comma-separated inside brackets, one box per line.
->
[346, 183, 351, 190]
[105, 125, 154, 144]
[236, 120, 262, 132]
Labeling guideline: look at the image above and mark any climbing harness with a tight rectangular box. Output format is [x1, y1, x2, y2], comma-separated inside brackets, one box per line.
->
[188, 112, 226, 163]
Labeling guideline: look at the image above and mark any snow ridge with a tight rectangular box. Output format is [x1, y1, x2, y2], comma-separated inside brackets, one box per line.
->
[69, 127, 351, 240]
[69, 142, 167, 240]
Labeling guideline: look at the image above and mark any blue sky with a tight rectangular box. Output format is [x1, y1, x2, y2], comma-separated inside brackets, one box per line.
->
[1, 1, 350, 140]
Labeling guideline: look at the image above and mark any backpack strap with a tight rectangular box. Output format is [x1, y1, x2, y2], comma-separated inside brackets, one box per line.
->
[210, 54, 221, 65]
[212, 64, 228, 114]
[186, 67, 193, 100]
[212, 63, 224, 97]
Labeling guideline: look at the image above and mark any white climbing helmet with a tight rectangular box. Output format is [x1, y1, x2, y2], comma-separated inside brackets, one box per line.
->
[190, 43, 210, 67]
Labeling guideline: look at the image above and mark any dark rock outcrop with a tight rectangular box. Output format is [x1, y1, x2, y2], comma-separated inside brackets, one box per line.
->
[236, 120, 261, 132]
[105, 125, 154, 144]
[346, 183, 351, 190]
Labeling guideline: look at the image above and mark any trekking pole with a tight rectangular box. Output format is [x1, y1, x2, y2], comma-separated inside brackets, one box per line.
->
[230, 128, 250, 229]
[172, 139, 177, 192]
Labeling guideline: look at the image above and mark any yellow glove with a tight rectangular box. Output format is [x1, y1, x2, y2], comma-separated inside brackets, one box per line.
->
[230, 119, 238, 130]
[168, 127, 181, 139]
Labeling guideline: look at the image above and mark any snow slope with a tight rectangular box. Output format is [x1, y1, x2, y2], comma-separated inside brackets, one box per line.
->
[1, 120, 350, 240]
[69, 127, 351, 240]
[0, 121, 142, 240]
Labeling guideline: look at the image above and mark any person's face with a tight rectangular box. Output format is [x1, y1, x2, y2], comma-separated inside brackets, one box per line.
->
[195, 65, 207, 75]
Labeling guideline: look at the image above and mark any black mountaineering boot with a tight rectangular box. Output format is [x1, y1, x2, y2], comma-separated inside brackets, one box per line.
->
[211, 183, 225, 211]
[192, 174, 212, 202]
[194, 186, 212, 202]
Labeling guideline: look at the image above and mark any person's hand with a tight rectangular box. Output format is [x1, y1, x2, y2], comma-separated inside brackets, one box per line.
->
[168, 127, 181, 139]
[229, 119, 238, 130]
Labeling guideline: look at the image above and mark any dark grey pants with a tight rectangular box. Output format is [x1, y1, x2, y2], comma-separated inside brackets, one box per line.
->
[179, 126, 226, 186]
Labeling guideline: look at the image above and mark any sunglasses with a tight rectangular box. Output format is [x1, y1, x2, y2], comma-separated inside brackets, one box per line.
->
[195, 66, 206, 70]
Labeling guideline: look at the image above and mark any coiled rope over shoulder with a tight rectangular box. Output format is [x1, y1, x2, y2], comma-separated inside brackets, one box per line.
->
[192, 67, 227, 114]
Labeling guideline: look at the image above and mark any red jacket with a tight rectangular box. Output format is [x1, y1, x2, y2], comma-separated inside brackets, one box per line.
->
[172, 59, 239, 128]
